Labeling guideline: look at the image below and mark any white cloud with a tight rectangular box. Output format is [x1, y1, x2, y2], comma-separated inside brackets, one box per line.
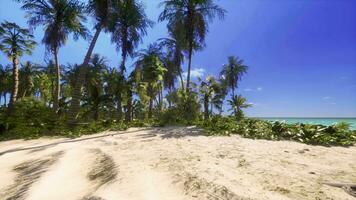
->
[183, 68, 205, 78]
[322, 96, 336, 105]
[256, 87, 263, 91]
[244, 88, 253, 92]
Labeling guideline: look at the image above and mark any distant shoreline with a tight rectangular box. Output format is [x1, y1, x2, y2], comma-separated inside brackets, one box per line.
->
[252, 117, 356, 119]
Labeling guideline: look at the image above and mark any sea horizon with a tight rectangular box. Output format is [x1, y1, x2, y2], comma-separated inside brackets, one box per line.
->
[253, 117, 356, 129]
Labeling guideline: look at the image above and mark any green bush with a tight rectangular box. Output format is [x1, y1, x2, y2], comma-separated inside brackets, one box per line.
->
[198, 117, 356, 146]
[0, 98, 60, 139]
[0, 99, 129, 141]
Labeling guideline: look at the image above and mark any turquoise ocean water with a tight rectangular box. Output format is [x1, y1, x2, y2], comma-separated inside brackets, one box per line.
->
[256, 118, 356, 130]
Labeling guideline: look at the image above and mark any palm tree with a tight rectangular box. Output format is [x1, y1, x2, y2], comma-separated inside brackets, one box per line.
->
[68, 0, 113, 123]
[158, 31, 185, 90]
[84, 54, 108, 121]
[19, 61, 39, 98]
[103, 68, 126, 120]
[220, 56, 248, 97]
[110, 0, 153, 72]
[0, 64, 10, 106]
[134, 44, 167, 118]
[199, 76, 221, 120]
[159, 0, 226, 92]
[0, 21, 36, 111]
[227, 95, 251, 120]
[18, 0, 89, 112]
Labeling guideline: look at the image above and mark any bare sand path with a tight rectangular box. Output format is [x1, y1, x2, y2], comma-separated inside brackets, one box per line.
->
[0, 127, 355, 200]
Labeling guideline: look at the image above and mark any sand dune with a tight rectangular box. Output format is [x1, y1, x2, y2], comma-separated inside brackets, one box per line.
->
[0, 127, 355, 200]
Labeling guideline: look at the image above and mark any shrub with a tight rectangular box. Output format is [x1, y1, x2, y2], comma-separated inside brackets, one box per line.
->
[198, 117, 356, 146]
[0, 98, 60, 139]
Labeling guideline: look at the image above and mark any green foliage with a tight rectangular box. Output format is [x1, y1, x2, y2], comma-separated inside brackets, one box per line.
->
[198, 117, 356, 146]
[0, 97, 59, 139]
[227, 95, 252, 120]
[0, 98, 128, 141]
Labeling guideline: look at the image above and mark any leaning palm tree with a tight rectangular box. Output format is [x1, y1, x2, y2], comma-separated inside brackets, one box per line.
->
[159, 0, 226, 92]
[110, 0, 153, 72]
[18, 0, 89, 112]
[68, 0, 114, 123]
[220, 56, 248, 97]
[0, 21, 36, 111]
[227, 95, 251, 121]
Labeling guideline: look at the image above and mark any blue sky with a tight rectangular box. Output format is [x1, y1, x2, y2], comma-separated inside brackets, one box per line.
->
[1, 0, 355, 117]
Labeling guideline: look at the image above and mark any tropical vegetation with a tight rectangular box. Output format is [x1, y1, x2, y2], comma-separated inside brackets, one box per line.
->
[0, 0, 354, 146]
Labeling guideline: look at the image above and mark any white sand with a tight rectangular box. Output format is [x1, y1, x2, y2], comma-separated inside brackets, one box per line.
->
[0, 126, 355, 200]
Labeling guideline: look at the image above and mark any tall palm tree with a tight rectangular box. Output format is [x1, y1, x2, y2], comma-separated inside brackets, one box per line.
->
[110, 0, 153, 72]
[110, 0, 153, 122]
[68, 0, 113, 123]
[18, 0, 89, 112]
[228, 95, 251, 120]
[0, 21, 36, 111]
[220, 56, 248, 96]
[159, 0, 225, 92]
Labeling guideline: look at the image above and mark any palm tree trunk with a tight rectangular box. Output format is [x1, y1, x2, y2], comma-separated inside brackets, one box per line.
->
[120, 49, 127, 72]
[53, 48, 60, 113]
[186, 43, 193, 93]
[94, 103, 99, 121]
[178, 67, 184, 90]
[160, 86, 163, 110]
[204, 96, 209, 121]
[68, 26, 102, 124]
[125, 88, 132, 122]
[8, 57, 19, 113]
[186, 7, 195, 93]
[148, 98, 153, 119]
[3, 93, 6, 107]
[117, 97, 123, 121]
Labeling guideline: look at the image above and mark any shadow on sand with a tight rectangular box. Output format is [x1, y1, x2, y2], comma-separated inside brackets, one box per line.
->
[0, 128, 152, 157]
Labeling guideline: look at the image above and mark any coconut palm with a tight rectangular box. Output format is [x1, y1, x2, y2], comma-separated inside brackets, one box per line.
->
[199, 76, 221, 120]
[18, 61, 40, 98]
[68, 0, 114, 123]
[220, 56, 248, 96]
[158, 32, 185, 90]
[83, 54, 108, 120]
[159, 0, 226, 92]
[134, 44, 167, 118]
[103, 68, 126, 120]
[227, 95, 251, 120]
[18, 0, 89, 112]
[110, 0, 153, 72]
[0, 21, 36, 111]
[0, 64, 11, 106]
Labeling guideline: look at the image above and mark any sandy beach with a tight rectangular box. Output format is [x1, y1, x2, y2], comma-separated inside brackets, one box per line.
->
[0, 127, 355, 200]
